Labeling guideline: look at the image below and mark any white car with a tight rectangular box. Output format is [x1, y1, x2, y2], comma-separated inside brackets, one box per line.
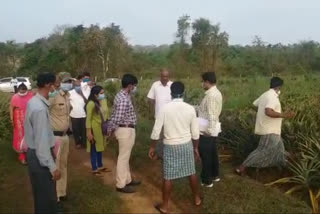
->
[0, 77, 32, 93]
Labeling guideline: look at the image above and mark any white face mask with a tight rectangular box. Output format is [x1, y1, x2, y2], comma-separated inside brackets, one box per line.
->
[131, 86, 137, 94]
[18, 92, 28, 97]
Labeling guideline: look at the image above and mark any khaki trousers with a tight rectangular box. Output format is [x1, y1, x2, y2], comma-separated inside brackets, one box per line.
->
[55, 135, 69, 199]
[115, 127, 136, 188]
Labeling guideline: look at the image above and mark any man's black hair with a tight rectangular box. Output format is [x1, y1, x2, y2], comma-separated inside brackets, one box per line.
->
[77, 74, 84, 80]
[202, 71, 217, 84]
[122, 74, 138, 88]
[36, 72, 56, 88]
[270, 77, 284, 88]
[171, 81, 185, 98]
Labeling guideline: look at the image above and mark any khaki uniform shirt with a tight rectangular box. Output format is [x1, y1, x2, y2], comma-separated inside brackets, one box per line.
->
[49, 90, 70, 132]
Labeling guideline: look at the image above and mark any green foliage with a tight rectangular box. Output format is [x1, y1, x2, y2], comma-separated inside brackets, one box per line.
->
[0, 92, 11, 140]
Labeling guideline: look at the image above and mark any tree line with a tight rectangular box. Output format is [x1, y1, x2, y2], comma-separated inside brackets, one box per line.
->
[1, 15, 320, 80]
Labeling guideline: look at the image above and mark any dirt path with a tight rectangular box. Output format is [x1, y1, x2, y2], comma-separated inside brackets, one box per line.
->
[78, 148, 183, 213]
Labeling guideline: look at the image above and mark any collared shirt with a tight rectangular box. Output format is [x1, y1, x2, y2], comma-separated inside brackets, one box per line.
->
[198, 86, 223, 136]
[151, 99, 199, 145]
[81, 82, 91, 99]
[253, 89, 282, 135]
[24, 94, 56, 172]
[49, 90, 70, 132]
[147, 80, 173, 118]
[109, 89, 137, 130]
[69, 89, 86, 118]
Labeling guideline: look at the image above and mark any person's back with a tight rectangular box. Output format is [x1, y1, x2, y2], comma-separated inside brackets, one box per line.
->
[160, 100, 198, 145]
[254, 89, 282, 135]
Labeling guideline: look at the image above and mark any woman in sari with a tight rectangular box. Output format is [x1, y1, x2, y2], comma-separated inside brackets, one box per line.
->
[10, 83, 33, 164]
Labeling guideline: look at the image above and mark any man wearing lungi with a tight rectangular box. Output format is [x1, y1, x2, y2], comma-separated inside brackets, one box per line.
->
[149, 81, 201, 214]
[236, 77, 295, 175]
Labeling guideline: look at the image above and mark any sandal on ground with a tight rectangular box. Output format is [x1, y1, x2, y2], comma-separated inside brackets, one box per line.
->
[20, 160, 27, 165]
[92, 171, 103, 176]
[235, 168, 245, 176]
[154, 203, 168, 214]
[98, 167, 111, 173]
[195, 197, 202, 206]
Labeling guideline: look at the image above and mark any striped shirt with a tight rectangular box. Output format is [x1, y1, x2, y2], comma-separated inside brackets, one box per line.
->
[198, 86, 223, 136]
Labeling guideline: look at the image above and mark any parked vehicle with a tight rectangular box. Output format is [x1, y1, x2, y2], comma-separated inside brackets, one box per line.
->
[0, 77, 32, 93]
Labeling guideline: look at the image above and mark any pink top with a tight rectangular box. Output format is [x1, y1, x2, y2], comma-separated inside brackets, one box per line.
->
[10, 92, 34, 110]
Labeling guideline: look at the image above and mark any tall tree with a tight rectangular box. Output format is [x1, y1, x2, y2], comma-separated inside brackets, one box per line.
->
[191, 18, 228, 71]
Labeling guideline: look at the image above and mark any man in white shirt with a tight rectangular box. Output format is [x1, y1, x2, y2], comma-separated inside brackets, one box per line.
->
[147, 69, 173, 159]
[69, 78, 87, 149]
[236, 77, 295, 175]
[198, 71, 223, 187]
[147, 69, 173, 118]
[80, 71, 93, 99]
[149, 81, 201, 214]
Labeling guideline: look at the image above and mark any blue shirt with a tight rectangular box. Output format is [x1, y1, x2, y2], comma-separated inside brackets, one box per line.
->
[24, 93, 56, 172]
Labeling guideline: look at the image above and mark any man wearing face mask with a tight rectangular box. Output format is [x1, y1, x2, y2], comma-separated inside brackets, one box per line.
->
[108, 74, 141, 194]
[24, 72, 60, 214]
[80, 71, 92, 99]
[69, 77, 87, 149]
[236, 77, 295, 176]
[49, 72, 74, 205]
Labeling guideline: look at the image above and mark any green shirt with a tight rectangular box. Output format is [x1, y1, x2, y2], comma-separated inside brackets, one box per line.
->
[86, 99, 109, 152]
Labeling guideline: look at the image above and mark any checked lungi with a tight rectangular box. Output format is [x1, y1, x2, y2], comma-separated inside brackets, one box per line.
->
[163, 141, 196, 180]
[243, 134, 287, 168]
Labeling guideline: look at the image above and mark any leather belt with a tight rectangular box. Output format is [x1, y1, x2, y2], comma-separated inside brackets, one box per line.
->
[119, 124, 135, 129]
[53, 131, 67, 136]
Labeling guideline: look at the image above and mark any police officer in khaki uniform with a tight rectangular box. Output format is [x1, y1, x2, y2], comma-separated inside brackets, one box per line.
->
[49, 72, 74, 203]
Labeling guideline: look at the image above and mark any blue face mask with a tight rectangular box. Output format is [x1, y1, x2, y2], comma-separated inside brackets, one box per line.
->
[83, 78, 90, 83]
[97, 94, 105, 100]
[49, 90, 58, 98]
[60, 83, 73, 92]
[74, 86, 81, 93]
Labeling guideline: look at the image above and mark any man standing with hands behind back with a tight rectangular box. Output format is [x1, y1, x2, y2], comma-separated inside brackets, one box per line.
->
[25, 72, 60, 214]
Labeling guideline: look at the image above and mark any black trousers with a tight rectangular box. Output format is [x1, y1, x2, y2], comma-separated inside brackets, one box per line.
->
[27, 149, 57, 214]
[71, 117, 86, 146]
[199, 135, 220, 184]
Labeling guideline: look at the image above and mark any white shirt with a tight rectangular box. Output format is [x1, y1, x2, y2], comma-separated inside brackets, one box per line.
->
[69, 89, 86, 118]
[151, 99, 200, 145]
[81, 82, 91, 99]
[253, 89, 282, 135]
[198, 86, 223, 136]
[147, 80, 173, 118]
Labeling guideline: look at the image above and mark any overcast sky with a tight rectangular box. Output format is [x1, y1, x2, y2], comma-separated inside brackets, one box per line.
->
[1, 0, 319, 45]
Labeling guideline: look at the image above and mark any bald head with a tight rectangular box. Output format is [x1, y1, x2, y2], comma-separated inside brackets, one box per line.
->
[160, 69, 170, 86]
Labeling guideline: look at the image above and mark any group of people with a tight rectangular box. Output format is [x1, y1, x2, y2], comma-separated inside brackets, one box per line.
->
[8, 67, 294, 214]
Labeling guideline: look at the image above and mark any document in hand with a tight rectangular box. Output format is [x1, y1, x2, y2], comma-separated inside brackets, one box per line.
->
[197, 117, 221, 137]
